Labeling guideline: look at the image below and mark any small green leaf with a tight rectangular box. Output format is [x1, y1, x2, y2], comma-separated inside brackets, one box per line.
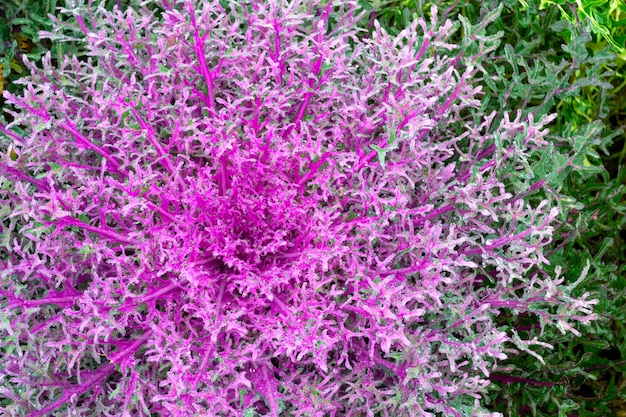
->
[243, 407, 257, 417]
[370, 144, 387, 170]
[108, 383, 122, 400]
[388, 128, 396, 146]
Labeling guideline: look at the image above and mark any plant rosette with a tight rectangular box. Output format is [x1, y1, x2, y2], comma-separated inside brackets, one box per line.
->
[0, 0, 598, 416]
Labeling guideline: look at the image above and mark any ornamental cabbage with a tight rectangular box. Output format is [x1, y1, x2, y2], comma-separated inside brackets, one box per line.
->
[0, 0, 597, 416]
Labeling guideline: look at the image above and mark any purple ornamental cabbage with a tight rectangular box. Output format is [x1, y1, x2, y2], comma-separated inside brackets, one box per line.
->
[0, 0, 597, 416]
